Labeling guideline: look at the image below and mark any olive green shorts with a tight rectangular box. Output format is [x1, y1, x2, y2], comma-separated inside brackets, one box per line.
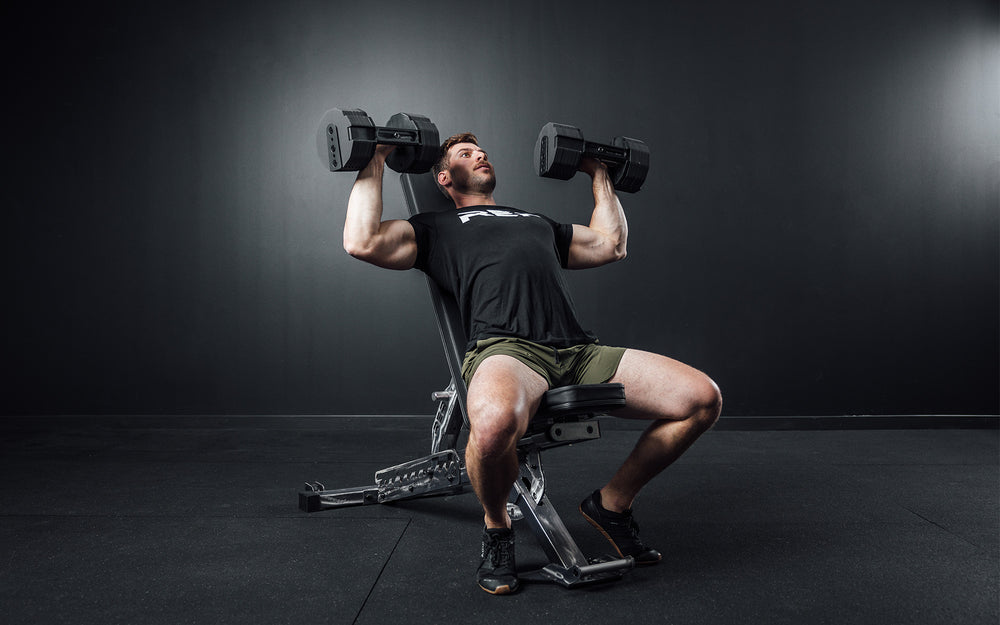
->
[461, 337, 627, 389]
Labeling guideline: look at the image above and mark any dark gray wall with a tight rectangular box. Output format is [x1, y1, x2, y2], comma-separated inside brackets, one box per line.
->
[3, 0, 997, 416]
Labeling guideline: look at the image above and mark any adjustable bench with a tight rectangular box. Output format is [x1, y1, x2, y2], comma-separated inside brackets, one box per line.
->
[299, 172, 634, 587]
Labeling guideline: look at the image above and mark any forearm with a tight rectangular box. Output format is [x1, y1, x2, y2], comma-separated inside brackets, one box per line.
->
[588, 165, 628, 257]
[343, 152, 388, 256]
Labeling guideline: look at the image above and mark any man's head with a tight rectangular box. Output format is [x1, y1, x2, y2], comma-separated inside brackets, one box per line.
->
[432, 132, 496, 202]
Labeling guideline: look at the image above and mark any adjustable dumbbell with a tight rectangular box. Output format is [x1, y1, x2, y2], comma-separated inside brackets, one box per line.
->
[317, 108, 440, 174]
[534, 122, 650, 193]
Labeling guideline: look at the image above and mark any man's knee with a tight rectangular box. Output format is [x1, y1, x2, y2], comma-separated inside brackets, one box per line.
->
[690, 375, 722, 429]
[467, 402, 527, 459]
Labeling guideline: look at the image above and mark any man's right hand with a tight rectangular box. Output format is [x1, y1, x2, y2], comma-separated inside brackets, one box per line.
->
[343, 142, 418, 271]
[373, 144, 396, 163]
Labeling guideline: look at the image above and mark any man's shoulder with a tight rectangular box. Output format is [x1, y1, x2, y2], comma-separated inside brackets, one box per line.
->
[408, 209, 443, 224]
[409, 209, 460, 235]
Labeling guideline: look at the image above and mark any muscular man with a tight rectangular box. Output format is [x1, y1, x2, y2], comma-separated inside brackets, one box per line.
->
[344, 132, 722, 595]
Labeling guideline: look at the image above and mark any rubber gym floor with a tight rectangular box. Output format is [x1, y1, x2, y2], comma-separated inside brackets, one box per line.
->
[1, 415, 996, 625]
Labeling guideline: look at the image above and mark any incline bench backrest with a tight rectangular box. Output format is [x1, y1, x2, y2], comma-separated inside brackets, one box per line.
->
[400, 173, 471, 418]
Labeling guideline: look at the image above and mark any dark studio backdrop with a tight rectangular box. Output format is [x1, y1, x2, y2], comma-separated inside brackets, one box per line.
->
[3, 0, 997, 417]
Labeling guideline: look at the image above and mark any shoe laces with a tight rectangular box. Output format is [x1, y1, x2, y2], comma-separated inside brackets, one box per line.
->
[483, 532, 514, 567]
[608, 511, 646, 546]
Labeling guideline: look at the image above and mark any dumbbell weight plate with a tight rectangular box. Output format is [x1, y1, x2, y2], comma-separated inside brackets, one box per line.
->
[610, 136, 649, 193]
[535, 122, 585, 180]
[317, 108, 378, 172]
[384, 113, 440, 174]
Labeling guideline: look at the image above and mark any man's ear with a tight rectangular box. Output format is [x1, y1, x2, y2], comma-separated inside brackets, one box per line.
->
[437, 169, 451, 189]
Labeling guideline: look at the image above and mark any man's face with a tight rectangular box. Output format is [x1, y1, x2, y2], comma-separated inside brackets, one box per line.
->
[441, 142, 496, 196]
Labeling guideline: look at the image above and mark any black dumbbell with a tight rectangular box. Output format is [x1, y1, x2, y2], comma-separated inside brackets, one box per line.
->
[318, 108, 440, 174]
[534, 122, 650, 193]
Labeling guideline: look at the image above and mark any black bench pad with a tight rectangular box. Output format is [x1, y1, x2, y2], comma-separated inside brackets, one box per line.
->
[536, 383, 626, 418]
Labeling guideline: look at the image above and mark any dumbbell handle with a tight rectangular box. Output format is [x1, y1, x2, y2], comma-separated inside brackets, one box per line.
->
[345, 124, 424, 147]
[582, 140, 629, 166]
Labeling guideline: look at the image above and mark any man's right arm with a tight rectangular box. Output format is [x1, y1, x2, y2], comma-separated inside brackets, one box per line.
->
[343, 146, 418, 270]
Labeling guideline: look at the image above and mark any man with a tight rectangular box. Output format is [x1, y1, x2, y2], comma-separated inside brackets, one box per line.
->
[344, 132, 722, 595]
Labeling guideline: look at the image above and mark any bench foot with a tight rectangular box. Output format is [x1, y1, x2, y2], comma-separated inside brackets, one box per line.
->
[521, 556, 635, 587]
[299, 449, 467, 512]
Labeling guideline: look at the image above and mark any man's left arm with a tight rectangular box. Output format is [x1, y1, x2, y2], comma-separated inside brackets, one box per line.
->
[566, 159, 628, 269]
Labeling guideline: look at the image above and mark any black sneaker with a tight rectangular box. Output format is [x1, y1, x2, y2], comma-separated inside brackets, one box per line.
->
[579, 490, 662, 565]
[477, 526, 520, 594]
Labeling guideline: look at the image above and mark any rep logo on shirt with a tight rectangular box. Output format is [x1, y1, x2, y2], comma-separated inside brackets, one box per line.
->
[457, 209, 541, 224]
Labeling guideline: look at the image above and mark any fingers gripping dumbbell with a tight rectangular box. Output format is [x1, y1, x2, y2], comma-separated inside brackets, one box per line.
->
[534, 122, 650, 193]
[318, 108, 440, 174]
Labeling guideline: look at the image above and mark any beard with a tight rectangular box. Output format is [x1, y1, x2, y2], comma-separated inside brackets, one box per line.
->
[450, 165, 496, 196]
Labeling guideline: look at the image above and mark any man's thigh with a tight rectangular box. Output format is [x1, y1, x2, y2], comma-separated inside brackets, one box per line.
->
[608, 349, 720, 420]
[466, 354, 550, 433]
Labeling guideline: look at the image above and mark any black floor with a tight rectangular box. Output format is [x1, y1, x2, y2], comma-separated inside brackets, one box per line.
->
[1, 416, 996, 625]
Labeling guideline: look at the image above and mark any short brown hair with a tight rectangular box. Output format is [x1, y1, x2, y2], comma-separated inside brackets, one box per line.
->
[432, 132, 479, 198]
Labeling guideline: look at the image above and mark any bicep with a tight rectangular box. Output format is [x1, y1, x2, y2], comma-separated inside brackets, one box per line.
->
[566, 224, 619, 269]
[364, 219, 419, 270]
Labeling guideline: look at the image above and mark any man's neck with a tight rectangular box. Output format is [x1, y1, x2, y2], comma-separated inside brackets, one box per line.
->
[452, 192, 497, 209]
